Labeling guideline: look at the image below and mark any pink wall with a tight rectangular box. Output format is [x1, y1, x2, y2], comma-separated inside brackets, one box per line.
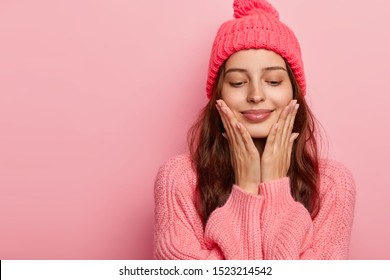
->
[0, 0, 388, 259]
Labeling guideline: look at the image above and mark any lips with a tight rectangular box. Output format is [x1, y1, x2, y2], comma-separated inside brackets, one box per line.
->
[241, 109, 273, 123]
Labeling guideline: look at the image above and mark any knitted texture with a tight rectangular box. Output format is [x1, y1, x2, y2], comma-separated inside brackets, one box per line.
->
[154, 154, 356, 259]
[206, 0, 306, 99]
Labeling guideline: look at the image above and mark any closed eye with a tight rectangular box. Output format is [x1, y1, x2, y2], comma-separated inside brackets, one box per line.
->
[229, 81, 246, 88]
[267, 81, 282, 86]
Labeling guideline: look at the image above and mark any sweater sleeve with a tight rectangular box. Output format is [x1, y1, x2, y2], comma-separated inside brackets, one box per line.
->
[154, 155, 267, 259]
[204, 185, 266, 259]
[257, 159, 356, 259]
[299, 160, 356, 259]
[154, 155, 224, 259]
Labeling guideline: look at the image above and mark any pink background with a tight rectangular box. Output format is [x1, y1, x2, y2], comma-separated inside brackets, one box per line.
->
[0, 0, 389, 259]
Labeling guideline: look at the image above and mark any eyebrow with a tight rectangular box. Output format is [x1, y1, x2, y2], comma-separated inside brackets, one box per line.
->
[224, 66, 287, 75]
[263, 66, 287, 72]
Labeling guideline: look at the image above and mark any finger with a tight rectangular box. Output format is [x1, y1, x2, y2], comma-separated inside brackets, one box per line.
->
[288, 103, 299, 131]
[216, 101, 234, 142]
[281, 100, 298, 146]
[217, 104, 238, 169]
[264, 122, 279, 149]
[274, 100, 294, 146]
[221, 101, 255, 151]
[218, 100, 238, 143]
[287, 132, 299, 164]
[285, 103, 299, 146]
[236, 122, 257, 152]
[216, 100, 244, 149]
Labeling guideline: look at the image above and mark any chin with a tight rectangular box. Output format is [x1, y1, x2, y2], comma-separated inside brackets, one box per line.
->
[247, 128, 271, 139]
[241, 117, 274, 139]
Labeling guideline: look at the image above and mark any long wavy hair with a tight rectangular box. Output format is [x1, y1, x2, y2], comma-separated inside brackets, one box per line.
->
[188, 59, 321, 227]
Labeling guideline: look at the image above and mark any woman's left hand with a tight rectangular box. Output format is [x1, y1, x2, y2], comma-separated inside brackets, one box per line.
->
[260, 99, 300, 182]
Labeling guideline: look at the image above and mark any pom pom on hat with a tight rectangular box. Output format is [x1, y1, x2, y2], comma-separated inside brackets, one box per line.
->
[206, 0, 306, 99]
[233, 0, 279, 19]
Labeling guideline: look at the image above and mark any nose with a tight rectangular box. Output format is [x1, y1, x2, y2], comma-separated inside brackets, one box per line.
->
[247, 84, 265, 103]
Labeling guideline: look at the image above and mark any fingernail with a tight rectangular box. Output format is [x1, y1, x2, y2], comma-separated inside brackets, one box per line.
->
[295, 104, 300, 110]
[222, 132, 227, 139]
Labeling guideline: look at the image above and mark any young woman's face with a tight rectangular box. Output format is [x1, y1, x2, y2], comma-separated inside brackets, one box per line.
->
[221, 49, 293, 138]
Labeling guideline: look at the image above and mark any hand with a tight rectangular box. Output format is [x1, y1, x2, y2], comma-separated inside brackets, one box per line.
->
[261, 99, 300, 182]
[216, 99, 260, 195]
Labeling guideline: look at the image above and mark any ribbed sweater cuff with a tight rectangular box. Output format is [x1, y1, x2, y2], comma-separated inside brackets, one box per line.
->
[205, 185, 264, 259]
[215, 184, 264, 221]
[207, 185, 264, 225]
[258, 177, 296, 213]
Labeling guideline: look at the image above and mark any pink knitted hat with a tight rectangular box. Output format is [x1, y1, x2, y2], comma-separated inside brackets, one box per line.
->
[206, 0, 306, 99]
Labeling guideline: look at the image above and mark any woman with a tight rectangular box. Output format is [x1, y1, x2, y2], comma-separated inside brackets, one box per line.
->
[154, 0, 355, 259]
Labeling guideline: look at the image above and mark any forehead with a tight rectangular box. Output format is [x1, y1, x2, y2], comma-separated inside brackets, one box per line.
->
[225, 49, 286, 69]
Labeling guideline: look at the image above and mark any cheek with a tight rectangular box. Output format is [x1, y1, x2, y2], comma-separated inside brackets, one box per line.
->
[269, 95, 292, 119]
[270, 86, 293, 108]
[221, 88, 244, 109]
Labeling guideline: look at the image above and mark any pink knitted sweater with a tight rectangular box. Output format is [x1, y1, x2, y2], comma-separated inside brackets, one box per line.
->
[154, 154, 356, 259]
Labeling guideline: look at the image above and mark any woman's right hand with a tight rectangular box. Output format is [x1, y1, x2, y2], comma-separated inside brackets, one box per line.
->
[216, 99, 260, 195]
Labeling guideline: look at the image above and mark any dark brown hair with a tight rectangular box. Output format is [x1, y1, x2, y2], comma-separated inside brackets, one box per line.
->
[188, 60, 321, 226]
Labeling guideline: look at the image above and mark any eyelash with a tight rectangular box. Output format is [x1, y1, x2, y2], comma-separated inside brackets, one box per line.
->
[229, 82, 246, 88]
[228, 80, 282, 88]
[267, 81, 282, 86]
